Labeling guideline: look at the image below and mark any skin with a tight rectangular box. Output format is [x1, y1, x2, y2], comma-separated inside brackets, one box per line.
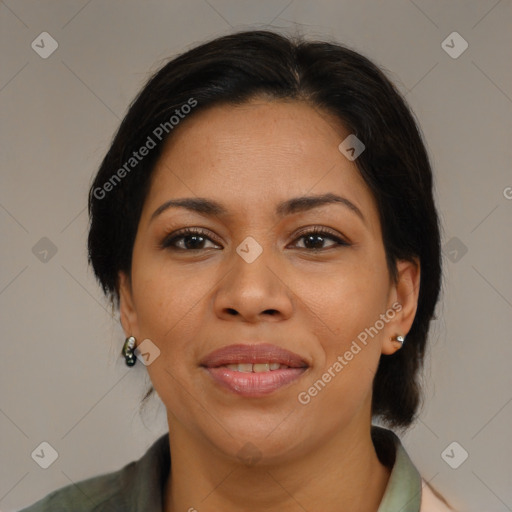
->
[118, 97, 420, 512]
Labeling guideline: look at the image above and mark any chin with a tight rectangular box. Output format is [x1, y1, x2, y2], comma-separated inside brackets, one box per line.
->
[203, 413, 311, 464]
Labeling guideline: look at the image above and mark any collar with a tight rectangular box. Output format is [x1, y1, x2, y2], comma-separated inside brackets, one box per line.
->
[122, 426, 422, 511]
[372, 426, 423, 512]
[117, 432, 170, 511]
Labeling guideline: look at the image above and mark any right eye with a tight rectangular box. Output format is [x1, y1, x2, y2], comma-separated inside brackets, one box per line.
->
[161, 228, 222, 251]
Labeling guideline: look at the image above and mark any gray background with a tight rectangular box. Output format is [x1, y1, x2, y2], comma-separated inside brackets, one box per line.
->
[1, 1, 511, 511]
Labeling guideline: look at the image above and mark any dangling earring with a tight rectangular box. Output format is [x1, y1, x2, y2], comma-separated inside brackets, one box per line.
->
[123, 336, 137, 366]
[391, 335, 405, 350]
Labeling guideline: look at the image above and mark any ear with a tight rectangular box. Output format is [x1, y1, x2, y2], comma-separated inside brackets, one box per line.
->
[381, 258, 421, 355]
[118, 270, 139, 339]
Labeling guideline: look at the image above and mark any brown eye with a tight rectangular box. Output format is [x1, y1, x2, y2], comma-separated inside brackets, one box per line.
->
[161, 226, 350, 252]
[161, 228, 221, 251]
[292, 227, 350, 251]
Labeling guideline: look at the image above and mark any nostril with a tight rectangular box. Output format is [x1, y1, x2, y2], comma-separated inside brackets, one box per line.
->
[223, 308, 279, 318]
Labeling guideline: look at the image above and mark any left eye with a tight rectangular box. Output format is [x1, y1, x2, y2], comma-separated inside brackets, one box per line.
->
[291, 228, 349, 250]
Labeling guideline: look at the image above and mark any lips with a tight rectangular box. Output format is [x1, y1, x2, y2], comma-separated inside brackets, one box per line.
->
[200, 343, 309, 397]
[200, 343, 308, 369]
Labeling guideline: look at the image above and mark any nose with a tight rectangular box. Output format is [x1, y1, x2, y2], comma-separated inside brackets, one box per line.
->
[213, 243, 294, 323]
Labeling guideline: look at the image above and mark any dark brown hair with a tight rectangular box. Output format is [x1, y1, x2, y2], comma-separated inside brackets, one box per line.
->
[88, 30, 442, 428]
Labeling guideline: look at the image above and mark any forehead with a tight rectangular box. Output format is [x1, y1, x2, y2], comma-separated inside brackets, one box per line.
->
[142, 99, 378, 226]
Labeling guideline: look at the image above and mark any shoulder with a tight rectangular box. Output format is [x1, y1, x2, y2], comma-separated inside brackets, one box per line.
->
[17, 464, 131, 512]
[18, 433, 170, 512]
[420, 479, 457, 512]
[371, 426, 458, 512]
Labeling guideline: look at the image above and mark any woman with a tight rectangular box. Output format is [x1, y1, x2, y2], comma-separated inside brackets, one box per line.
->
[20, 30, 455, 511]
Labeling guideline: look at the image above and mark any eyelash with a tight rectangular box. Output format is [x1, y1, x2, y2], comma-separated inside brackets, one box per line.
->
[161, 226, 350, 252]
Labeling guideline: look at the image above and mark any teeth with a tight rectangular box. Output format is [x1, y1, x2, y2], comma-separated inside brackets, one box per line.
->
[253, 363, 270, 373]
[224, 363, 288, 372]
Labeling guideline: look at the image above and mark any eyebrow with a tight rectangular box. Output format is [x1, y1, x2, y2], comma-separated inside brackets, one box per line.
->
[150, 193, 365, 224]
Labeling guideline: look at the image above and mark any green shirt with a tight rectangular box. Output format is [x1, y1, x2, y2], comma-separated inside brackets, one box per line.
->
[19, 426, 422, 512]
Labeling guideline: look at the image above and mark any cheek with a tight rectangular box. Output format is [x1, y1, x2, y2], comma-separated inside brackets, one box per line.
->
[129, 252, 212, 353]
[297, 301, 386, 429]
[129, 264, 211, 415]
[301, 257, 390, 341]
[297, 253, 390, 400]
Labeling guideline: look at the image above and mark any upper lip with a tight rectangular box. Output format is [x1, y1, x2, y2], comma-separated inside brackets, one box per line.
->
[200, 343, 309, 368]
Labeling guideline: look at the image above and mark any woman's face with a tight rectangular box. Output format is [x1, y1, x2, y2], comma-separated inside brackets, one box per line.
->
[119, 98, 419, 462]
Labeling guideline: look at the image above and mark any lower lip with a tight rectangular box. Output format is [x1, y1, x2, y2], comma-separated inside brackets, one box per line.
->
[204, 367, 307, 397]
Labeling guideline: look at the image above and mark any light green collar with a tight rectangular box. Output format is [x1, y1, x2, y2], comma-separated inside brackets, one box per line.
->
[373, 426, 422, 512]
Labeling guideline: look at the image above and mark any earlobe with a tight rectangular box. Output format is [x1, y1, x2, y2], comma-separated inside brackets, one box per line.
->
[118, 271, 138, 338]
[382, 334, 406, 355]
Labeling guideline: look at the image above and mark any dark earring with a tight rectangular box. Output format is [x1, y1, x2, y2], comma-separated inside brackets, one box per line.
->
[123, 336, 137, 366]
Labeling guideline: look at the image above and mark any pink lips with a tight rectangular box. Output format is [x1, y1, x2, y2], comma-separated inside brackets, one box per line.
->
[200, 343, 308, 397]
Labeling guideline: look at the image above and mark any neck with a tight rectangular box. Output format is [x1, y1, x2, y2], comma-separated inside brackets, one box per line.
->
[163, 414, 391, 512]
